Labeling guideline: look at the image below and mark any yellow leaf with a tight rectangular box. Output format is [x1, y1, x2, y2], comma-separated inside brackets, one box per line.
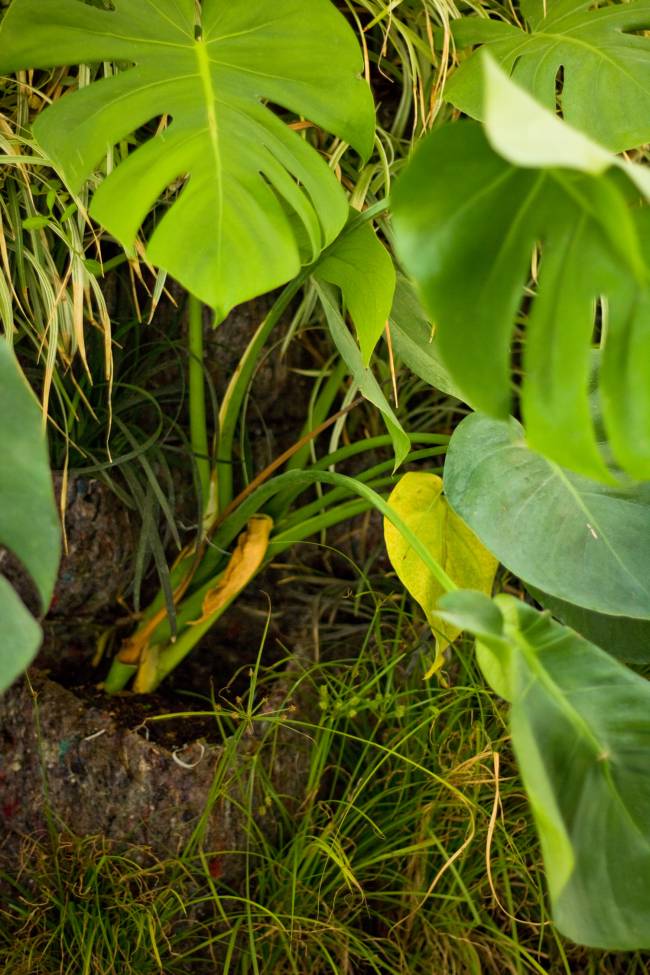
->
[190, 514, 273, 626]
[384, 472, 497, 673]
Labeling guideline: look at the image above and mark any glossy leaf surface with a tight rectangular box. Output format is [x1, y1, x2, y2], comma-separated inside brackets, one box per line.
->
[0, 0, 374, 317]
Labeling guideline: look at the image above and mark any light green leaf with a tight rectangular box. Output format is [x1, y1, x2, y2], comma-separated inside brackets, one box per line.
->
[481, 53, 650, 199]
[0, 341, 60, 692]
[392, 112, 650, 480]
[448, 0, 650, 152]
[439, 589, 650, 950]
[443, 413, 650, 620]
[384, 472, 497, 668]
[526, 584, 650, 666]
[316, 217, 395, 365]
[315, 281, 410, 468]
[388, 278, 464, 401]
[316, 284, 411, 467]
[0, 0, 375, 318]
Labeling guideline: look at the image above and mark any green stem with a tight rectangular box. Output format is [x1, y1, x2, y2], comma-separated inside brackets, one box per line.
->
[188, 294, 211, 509]
[216, 277, 305, 513]
[215, 200, 391, 514]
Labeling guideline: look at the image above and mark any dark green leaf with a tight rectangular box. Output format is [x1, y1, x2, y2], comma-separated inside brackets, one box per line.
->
[527, 584, 650, 665]
[0, 342, 60, 691]
[439, 590, 650, 949]
[443, 413, 650, 619]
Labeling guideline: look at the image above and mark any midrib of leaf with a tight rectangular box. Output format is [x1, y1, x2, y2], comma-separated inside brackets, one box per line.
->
[194, 38, 223, 274]
[514, 625, 650, 848]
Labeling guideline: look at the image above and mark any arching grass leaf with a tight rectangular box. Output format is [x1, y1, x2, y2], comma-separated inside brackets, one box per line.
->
[448, 0, 650, 152]
[0, 342, 60, 691]
[0, 0, 375, 318]
[314, 281, 410, 467]
[438, 589, 650, 950]
[443, 413, 650, 620]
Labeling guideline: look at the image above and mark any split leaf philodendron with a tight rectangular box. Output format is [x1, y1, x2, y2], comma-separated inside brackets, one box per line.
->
[384, 472, 497, 675]
[0, 0, 374, 318]
[447, 0, 650, 152]
[392, 55, 650, 481]
[437, 590, 650, 951]
[0, 342, 60, 691]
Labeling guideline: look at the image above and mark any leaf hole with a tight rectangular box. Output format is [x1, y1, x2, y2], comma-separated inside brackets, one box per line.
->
[194, 24, 203, 41]
[79, 0, 116, 10]
[555, 65, 565, 118]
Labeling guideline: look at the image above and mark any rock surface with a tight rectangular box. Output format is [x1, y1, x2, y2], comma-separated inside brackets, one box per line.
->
[0, 661, 312, 885]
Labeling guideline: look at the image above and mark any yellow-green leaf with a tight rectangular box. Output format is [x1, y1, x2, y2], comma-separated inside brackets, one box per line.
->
[384, 472, 497, 672]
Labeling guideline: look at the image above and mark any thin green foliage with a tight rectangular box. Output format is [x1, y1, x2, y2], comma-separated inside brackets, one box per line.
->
[2, 596, 649, 973]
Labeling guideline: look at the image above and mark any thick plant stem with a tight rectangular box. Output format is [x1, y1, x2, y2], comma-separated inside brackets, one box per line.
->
[188, 294, 211, 510]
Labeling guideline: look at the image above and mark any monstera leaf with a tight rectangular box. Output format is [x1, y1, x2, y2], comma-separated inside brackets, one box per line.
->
[0, 0, 374, 318]
[0, 343, 60, 692]
[438, 590, 650, 950]
[447, 0, 650, 152]
[393, 58, 650, 480]
[443, 413, 650, 621]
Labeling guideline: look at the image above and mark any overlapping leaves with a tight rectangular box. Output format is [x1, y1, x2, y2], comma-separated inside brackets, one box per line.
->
[0, 0, 374, 318]
[448, 0, 650, 152]
[393, 58, 650, 480]
[443, 413, 650, 621]
[438, 590, 650, 950]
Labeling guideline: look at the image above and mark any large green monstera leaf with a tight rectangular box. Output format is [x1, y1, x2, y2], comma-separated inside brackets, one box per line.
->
[393, 58, 650, 481]
[0, 0, 374, 318]
[447, 0, 650, 152]
[0, 343, 60, 692]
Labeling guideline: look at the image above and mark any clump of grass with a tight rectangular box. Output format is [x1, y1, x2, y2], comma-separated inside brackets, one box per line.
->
[0, 833, 214, 975]
[3, 591, 650, 974]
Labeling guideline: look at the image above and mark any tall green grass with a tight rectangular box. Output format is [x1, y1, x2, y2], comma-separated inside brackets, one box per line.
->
[3, 590, 649, 974]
